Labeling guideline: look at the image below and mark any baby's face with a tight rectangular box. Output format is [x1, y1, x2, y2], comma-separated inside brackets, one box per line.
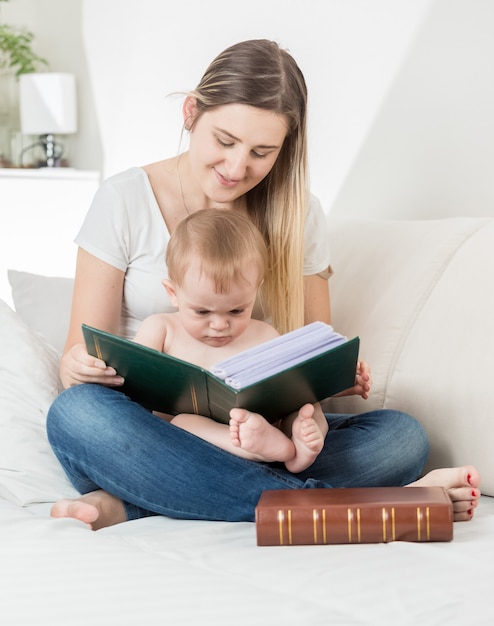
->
[173, 260, 259, 347]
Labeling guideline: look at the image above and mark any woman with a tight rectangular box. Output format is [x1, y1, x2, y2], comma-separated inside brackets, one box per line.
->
[47, 39, 480, 529]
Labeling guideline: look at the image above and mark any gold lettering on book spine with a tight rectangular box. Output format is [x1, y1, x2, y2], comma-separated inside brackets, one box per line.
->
[416, 506, 431, 540]
[94, 337, 103, 360]
[277, 509, 284, 545]
[380, 507, 396, 542]
[277, 509, 294, 545]
[347, 508, 361, 543]
[312, 509, 327, 544]
[189, 385, 199, 414]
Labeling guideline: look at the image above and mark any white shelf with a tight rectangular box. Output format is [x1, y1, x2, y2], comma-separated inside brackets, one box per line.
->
[0, 169, 101, 307]
[0, 167, 100, 181]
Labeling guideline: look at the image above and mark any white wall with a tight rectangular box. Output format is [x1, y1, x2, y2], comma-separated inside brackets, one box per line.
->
[78, 0, 431, 217]
[4, 0, 494, 219]
[330, 0, 494, 219]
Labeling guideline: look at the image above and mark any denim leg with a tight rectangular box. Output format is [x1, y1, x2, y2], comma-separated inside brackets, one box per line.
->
[47, 385, 319, 522]
[296, 410, 430, 487]
[46, 385, 429, 523]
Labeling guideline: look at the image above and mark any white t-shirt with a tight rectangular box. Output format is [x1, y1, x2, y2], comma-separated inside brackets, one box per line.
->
[75, 167, 331, 338]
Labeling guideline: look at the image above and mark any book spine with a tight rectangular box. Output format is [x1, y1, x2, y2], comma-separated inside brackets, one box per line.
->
[255, 504, 453, 545]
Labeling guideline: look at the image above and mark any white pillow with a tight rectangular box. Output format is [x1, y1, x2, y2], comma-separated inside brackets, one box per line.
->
[326, 216, 494, 497]
[0, 299, 79, 505]
[8, 269, 74, 355]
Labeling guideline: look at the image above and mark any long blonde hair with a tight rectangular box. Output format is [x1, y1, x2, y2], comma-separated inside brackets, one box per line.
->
[188, 39, 309, 333]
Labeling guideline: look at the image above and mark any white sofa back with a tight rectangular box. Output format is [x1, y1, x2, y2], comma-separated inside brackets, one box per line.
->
[326, 217, 494, 495]
[5, 216, 494, 498]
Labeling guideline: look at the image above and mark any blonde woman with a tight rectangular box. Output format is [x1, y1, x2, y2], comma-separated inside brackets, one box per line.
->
[47, 40, 480, 529]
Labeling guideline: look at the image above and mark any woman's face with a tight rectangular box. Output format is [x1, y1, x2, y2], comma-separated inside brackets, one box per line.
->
[186, 101, 289, 205]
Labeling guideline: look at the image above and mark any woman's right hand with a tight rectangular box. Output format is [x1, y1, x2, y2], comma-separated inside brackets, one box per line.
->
[60, 342, 125, 389]
[60, 249, 126, 389]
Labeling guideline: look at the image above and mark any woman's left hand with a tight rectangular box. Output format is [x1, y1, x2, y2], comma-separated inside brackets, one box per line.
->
[335, 360, 372, 399]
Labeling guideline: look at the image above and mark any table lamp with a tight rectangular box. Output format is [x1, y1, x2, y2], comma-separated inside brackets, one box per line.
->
[19, 72, 77, 167]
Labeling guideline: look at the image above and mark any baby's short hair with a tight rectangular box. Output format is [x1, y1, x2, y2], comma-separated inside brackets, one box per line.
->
[166, 208, 268, 293]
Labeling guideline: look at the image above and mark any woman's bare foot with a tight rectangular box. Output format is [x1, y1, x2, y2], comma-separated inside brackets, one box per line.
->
[50, 489, 127, 530]
[284, 404, 325, 473]
[229, 408, 296, 463]
[407, 465, 481, 522]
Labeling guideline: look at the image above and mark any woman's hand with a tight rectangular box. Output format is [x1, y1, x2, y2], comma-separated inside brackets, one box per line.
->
[60, 342, 125, 389]
[59, 249, 126, 389]
[335, 360, 372, 400]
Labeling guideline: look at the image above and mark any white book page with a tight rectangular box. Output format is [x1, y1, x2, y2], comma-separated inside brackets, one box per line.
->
[210, 322, 347, 389]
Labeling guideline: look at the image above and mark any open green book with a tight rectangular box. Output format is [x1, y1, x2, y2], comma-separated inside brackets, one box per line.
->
[82, 322, 360, 425]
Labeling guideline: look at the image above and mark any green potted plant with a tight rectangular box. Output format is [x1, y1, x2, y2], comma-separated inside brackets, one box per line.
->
[0, 0, 47, 76]
[0, 0, 47, 165]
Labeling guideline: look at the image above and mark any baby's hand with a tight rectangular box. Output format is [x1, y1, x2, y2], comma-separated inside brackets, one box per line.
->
[334, 360, 372, 400]
[354, 360, 372, 399]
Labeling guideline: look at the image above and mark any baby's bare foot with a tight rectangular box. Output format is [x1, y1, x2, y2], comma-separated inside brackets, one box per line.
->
[51, 489, 127, 530]
[229, 408, 295, 463]
[284, 404, 324, 474]
[407, 465, 481, 522]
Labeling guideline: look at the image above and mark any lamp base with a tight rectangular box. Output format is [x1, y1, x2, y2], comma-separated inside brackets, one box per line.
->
[18, 134, 69, 168]
[40, 134, 63, 167]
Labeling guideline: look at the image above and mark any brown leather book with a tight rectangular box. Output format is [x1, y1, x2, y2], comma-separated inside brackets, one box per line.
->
[255, 487, 453, 546]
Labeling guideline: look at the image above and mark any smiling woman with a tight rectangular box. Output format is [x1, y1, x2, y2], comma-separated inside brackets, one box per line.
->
[44, 39, 479, 531]
[180, 102, 287, 203]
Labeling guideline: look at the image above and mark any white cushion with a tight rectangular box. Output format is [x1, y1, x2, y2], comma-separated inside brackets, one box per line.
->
[3, 215, 494, 503]
[386, 220, 494, 477]
[326, 216, 494, 496]
[8, 269, 73, 355]
[0, 298, 79, 505]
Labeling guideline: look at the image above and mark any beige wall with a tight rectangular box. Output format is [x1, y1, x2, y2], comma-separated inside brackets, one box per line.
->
[2, 0, 102, 173]
[4, 0, 494, 219]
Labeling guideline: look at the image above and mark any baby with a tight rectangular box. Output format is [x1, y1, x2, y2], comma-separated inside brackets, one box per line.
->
[133, 208, 328, 472]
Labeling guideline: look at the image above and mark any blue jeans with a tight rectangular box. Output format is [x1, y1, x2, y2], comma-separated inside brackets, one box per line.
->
[46, 384, 429, 522]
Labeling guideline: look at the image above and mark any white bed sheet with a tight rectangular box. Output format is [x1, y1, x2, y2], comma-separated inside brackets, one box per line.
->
[1, 495, 494, 626]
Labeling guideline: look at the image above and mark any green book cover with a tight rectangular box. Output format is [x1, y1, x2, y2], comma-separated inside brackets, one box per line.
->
[82, 324, 360, 425]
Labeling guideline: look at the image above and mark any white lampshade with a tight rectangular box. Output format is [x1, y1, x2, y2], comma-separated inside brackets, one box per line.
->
[19, 73, 77, 135]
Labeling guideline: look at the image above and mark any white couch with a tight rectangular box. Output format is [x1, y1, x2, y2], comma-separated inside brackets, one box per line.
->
[1, 216, 493, 625]
[325, 216, 494, 493]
